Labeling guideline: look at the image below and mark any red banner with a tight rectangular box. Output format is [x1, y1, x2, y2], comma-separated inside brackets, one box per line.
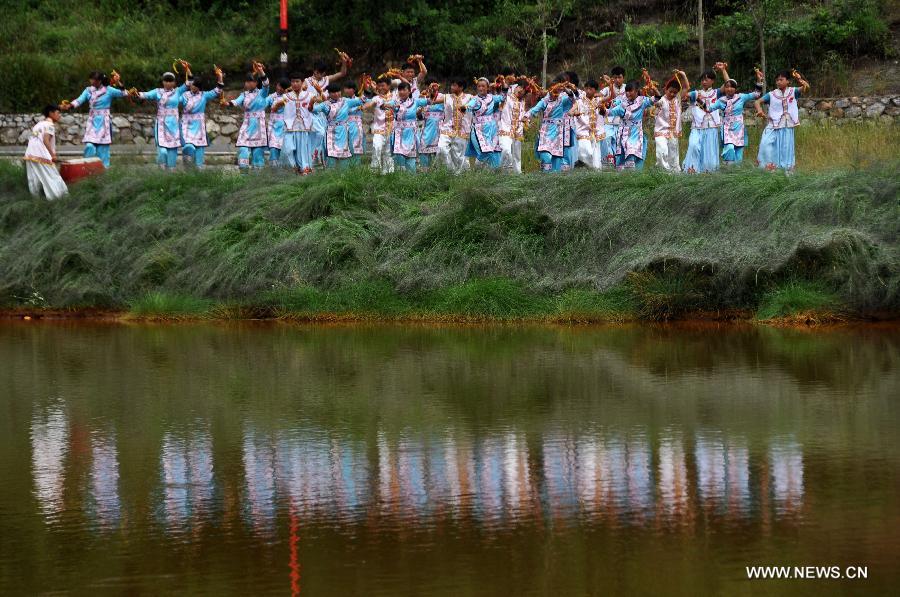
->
[280, 0, 288, 31]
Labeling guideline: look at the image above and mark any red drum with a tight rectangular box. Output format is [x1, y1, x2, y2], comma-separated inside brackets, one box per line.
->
[59, 157, 104, 183]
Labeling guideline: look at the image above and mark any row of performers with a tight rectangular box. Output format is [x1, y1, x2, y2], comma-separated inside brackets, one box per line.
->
[25, 53, 811, 195]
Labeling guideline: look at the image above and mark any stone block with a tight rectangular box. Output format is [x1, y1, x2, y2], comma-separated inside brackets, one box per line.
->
[112, 116, 130, 128]
[865, 103, 885, 118]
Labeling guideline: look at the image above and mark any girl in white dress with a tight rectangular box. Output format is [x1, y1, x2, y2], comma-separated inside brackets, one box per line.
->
[24, 105, 68, 201]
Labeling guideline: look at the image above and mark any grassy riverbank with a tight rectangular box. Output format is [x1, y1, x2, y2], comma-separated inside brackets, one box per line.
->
[0, 162, 897, 323]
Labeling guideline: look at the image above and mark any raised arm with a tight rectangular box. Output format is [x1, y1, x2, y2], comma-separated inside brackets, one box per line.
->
[714, 62, 730, 91]
[204, 67, 225, 101]
[327, 51, 351, 81]
[791, 69, 810, 95]
[674, 70, 690, 101]
[416, 57, 427, 83]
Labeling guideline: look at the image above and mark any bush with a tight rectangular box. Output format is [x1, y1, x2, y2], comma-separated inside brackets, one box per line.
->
[710, 0, 891, 93]
[613, 22, 693, 74]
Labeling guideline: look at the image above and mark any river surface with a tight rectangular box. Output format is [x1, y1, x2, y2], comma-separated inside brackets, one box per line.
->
[0, 321, 897, 595]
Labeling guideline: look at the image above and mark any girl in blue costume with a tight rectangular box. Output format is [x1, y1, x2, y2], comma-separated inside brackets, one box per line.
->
[417, 80, 444, 171]
[60, 70, 130, 168]
[229, 62, 270, 170]
[266, 78, 289, 166]
[342, 81, 366, 167]
[682, 64, 726, 173]
[306, 52, 351, 167]
[179, 67, 225, 168]
[135, 60, 192, 170]
[606, 77, 657, 171]
[311, 83, 364, 169]
[461, 78, 504, 170]
[706, 68, 765, 165]
[599, 65, 627, 166]
[383, 82, 431, 173]
[755, 69, 811, 172]
[526, 77, 577, 172]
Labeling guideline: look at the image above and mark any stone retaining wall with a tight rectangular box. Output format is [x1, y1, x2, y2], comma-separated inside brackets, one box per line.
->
[2, 95, 898, 146]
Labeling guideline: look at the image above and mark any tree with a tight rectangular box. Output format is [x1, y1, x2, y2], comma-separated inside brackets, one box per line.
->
[698, 0, 705, 73]
[745, 0, 783, 92]
[504, 0, 574, 86]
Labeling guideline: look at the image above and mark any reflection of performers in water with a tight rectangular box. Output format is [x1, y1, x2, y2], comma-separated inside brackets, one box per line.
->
[242, 427, 277, 537]
[770, 438, 804, 515]
[31, 404, 69, 520]
[160, 429, 215, 532]
[275, 431, 368, 519]
[89, 430, 121, 530]
[29, 413, 807, 536]
[694, 433, 750, 517]
[657, 435, 690, 522]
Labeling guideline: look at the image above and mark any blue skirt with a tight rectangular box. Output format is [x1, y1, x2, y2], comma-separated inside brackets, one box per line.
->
[465, 126, 501, 169]
[682, 127, 720, 173]
[757, 126, 796, 171]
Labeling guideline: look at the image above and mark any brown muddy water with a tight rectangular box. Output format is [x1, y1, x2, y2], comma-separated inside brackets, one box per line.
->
[1, 321, 898, 595]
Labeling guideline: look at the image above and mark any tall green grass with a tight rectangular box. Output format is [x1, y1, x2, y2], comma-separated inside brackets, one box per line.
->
[0, 161, 897, 321]
[0, 1, 273, 111]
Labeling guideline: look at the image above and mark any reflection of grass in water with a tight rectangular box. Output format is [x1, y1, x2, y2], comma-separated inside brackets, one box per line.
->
[757, 280, 841, 321]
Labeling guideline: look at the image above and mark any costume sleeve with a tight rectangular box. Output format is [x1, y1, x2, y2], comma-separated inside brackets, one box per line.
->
[139, 89, 160, 102]
[108, 87, 129, 99]
[465, 97, 479, 110]
[688, 90, 698, 104]
[793, 87, 801, 100]
[312, 102, 328, 115]
[527, 97, 547, 117]
[607, 104, 625, 119]
[709, 98, 726, 112]
[231, 92, 245, 108]
[71, 87, 92, 108]
[259, 78, 270, 99]
[761, 92, 771, 104]
[204, 88, 222, 101]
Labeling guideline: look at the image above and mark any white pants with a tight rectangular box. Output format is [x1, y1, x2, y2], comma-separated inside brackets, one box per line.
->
[655, 137, 681, 172]
[576, 139, 602, 169]
[438, 134, 470, 173]
[370, 133, 394, 174]
[499, 136, 522, 173]
[26, 161, 67, 200]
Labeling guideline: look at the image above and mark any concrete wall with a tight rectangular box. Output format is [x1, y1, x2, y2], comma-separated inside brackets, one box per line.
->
[2, 95, 898, 146]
